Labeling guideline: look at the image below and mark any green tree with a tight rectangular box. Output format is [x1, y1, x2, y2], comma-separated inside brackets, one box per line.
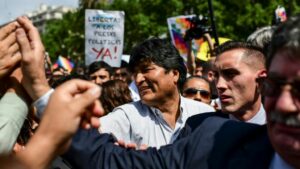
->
[42, 11, 85, 63]
[42, 0, 300, 63]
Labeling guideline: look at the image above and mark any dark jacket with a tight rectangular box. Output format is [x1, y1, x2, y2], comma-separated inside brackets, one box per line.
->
[63, 115, 274, 169]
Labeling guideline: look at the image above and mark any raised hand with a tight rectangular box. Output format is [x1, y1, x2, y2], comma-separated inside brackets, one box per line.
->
[15, 16, 50, 101]
[0, 21, 21, 79]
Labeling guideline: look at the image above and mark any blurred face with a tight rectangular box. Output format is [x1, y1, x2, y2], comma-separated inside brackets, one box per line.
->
[134, 62, 179, 106]
[194, 66, 203, 76]
[51, 69, 66, 81]
[183, 78, 211, 104]
[264, 49, 300, 168]
[114, 68, 131, 84]
[90, 68, 110, 85]
[52, 70, 64, 76]
[214, 49, 261, 114]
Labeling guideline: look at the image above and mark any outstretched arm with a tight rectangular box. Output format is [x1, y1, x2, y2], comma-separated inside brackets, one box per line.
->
[63, 121, 217, 169]
[16, 79, 102, 169]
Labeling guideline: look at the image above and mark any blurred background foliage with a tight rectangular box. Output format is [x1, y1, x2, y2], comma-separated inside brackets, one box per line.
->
[41, 0, 300, 62]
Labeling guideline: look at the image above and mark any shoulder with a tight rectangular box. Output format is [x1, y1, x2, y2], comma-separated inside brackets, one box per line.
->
[181, 97, 215, 114]
[100, 101, 152, 123]
[189, 115, 270, 150]
[113, 100, 150, 116]
[177, 112, 229, 141]
[185, 111, 228, 130]
[197, 118, 274, 168]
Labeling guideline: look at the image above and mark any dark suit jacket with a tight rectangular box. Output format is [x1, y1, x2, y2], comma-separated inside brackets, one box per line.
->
[63, 115, 274, 169]
[176, 111, 229, 140]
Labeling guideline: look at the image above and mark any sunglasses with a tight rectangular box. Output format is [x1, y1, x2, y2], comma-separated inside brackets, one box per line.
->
[263, 74, 300, 99]
[183, 88, 210, 99]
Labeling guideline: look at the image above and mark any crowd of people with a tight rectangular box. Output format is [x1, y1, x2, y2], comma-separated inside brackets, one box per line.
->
[1, 11, 300, 169]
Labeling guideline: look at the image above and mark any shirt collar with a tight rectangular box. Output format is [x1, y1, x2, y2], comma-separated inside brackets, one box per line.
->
[229, 104, 266, 125]
[246, 104, 266, 125]
[149, 95, 184, 122]
[269, 153, 294, 169]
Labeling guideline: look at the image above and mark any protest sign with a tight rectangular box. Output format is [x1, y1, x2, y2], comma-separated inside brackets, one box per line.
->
[85, 9, 125, 67]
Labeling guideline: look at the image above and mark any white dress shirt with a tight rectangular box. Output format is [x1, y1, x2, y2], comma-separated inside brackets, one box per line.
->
[269, 153, 294, 169]
[99, 96, 215, 148]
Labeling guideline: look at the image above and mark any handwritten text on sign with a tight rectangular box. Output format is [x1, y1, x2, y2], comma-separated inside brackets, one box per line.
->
[85, 10, 125, 67]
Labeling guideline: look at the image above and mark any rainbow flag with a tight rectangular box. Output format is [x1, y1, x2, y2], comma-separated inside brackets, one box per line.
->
[167, 15, 205, 62]
[275, 6, 287, 23]
[52, 56, 74, 73]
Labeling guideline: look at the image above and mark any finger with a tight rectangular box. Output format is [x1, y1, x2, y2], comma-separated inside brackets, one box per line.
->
[15, 28, 32, 59]
[83, 123, 91, 130]
[72, 87, 100, 117]
[1, 51, 21, 68]
[57, 79, 100, 97]
[17, 16, 43, 47]
[126, 143, 138, 149]
[54, 80, 101, 119]
[81, 109, 92, 124]
[80, 107, 101, 129]
[0, 52, 21, 78]
[117, 140, 126, 147]
[11, 51, 22, 64]
[80, 119, 91, 129]
[88, 101, 105, 117]
[0, 21, 19, 40]
[79, 118, 85, 128]
[8, 43, 19, 55]
[139, 144, 148, 150]
[90, 117, 100, 128]
[2, 31, 17, 48]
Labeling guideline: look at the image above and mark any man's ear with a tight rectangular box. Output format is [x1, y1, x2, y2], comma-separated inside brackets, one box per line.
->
[256, 69, 267, 81]
[207, 70, 215, 81]
[256, 69, 267, 88]
[172, 69, 180, 84]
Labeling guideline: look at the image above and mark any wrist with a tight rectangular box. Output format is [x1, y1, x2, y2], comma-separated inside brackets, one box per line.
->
[17, 132, 57, 169]
[25, 81, 51, 101]
[32, 84, 51, 100]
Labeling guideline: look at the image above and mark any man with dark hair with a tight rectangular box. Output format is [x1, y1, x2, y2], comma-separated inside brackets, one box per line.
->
[128, 38, 187, 91]
[98, 38, 214, 148]
[62, 14, 300, 169]
[213, 41, 267, 125]
[264, 14, 300, 168]
[87, 60, 113, 85]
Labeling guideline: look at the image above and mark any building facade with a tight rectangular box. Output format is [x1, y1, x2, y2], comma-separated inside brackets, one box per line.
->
[27, 4, 76, 34]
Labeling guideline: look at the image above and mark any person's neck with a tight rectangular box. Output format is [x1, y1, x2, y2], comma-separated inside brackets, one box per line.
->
[155, 92, 181, 129]
[232, 97, 262, 122]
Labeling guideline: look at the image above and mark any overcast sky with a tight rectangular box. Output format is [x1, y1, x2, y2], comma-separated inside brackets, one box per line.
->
[0, 0, 79, 25]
